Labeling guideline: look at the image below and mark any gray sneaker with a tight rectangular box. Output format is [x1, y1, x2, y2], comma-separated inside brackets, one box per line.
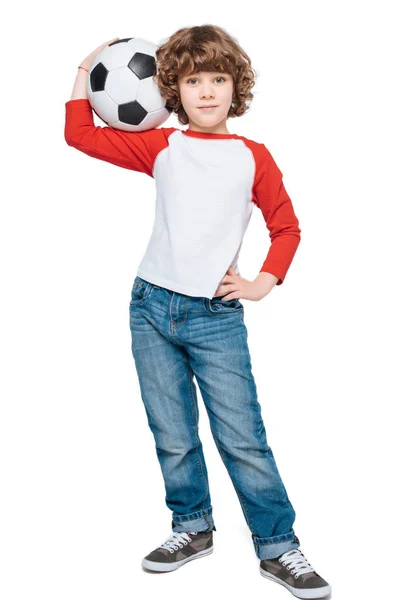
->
[260, 548, 331, 599]
[142, 528, 215, 572]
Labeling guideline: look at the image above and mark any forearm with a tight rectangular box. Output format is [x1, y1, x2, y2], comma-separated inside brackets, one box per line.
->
[68, 37, 119, 101]
[254, 271, 279, 296]
[70, 67, 88, 100]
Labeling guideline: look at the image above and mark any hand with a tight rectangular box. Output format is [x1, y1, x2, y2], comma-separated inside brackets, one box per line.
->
[212, 266, 268, 301]
[79, 37, 120, 71]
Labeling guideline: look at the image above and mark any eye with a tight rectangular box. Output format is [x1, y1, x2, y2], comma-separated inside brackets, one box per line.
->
[186, 76, 227, 84]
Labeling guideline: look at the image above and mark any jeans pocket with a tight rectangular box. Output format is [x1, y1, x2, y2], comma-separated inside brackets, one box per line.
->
[130, 276, 154, 304]
[205, 296, 244, 314]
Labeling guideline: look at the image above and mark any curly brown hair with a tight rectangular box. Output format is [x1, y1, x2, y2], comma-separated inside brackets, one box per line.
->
[153, 24, 257, 126]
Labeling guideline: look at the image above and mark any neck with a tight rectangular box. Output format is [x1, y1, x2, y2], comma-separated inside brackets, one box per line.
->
[187, 118, 230, 135]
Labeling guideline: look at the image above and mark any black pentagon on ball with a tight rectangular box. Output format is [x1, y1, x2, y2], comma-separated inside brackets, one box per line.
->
[128, 52, 156, 80]
[90, 62, 108, 92]
[109, 38, 133, 46]
[118, 100, 148, 126]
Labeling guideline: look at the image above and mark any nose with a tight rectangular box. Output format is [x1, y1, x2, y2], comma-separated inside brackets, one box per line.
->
[200, 83, 215, 99]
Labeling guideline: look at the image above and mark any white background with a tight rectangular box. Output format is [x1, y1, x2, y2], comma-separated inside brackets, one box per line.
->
[1, 1, 399, 598]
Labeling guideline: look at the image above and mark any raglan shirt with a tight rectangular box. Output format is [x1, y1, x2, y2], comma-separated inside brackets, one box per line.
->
[64, 98, 301, 299]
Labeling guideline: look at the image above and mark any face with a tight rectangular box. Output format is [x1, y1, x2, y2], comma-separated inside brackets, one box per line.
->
[178, 71, 234, 133]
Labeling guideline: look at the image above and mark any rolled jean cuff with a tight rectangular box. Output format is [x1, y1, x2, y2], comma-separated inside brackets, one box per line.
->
[252, 529, 300, 560]
[172, 506, 214, 533]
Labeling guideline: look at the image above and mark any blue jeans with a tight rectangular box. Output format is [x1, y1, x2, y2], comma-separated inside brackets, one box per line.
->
[129, 275, 300, 559]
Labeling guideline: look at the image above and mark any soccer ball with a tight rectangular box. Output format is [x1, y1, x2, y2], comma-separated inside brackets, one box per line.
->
[86, 37, 173, 132]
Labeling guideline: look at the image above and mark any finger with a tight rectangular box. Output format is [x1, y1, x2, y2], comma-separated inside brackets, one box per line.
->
[219, 277, 235, 285]
[213, 289, 231, 298]
[214, 283, 233, 296]
[215, 287, 241, 300]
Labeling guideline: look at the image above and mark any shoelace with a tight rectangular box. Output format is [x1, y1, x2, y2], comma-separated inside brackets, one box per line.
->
[279, 549, 315, 579]
[159, 531, 198, 553]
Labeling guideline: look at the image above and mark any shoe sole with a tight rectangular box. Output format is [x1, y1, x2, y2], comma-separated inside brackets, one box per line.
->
[142, 546, 213, 572]
[260, 566, 332, 599]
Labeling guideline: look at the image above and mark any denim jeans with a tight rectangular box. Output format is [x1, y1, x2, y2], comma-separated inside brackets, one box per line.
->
[129, 274, 300, 559]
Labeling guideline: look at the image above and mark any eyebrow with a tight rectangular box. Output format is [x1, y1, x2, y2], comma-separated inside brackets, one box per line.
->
[184, 72, 229, 78]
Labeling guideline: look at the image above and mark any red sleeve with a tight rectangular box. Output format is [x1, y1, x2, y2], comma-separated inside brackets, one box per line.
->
[64, 98, 175, 177]
[252, 144, 301, 285]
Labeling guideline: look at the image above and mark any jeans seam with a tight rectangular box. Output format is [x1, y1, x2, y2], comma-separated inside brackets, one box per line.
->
[172, 295, 188, 329]
[188, 364, 210, 511]
[207, 423, 254, 531]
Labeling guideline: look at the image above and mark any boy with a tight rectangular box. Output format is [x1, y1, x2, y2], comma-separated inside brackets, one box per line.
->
[65, 25, 331, 599]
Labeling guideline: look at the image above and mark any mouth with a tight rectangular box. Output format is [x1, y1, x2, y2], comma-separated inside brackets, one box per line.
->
[198, 105, 218, 110]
